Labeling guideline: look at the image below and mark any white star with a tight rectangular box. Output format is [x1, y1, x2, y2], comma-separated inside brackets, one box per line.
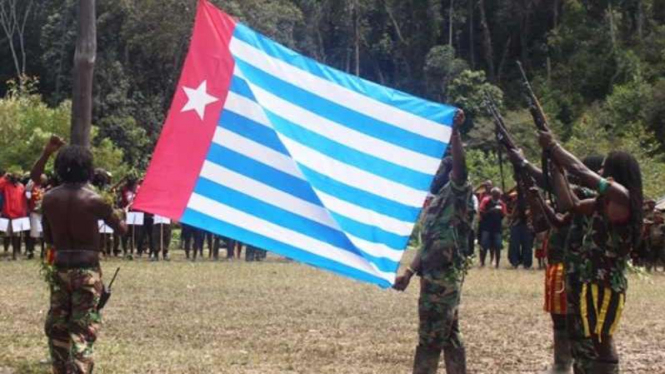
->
[181, 80, 219, 120]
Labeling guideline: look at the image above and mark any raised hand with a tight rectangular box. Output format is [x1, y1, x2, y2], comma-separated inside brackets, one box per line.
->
[44, 135, 65, 156]
[453, 110, 466, 130]
[538, 131, 555, 150]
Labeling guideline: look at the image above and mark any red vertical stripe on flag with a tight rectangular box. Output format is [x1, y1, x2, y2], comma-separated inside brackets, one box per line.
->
[134, 0, 236, 219]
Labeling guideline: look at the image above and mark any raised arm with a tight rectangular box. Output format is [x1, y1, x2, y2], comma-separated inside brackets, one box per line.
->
[31, 136, 65, 184]
[539, 131, 628, 220]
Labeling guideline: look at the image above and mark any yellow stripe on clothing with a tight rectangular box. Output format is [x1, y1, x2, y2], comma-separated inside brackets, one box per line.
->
[609, 293, 626, 335]
[553, 265, 562, 313]
[595, 286, 613, 341]
[581, 284, 590, 337]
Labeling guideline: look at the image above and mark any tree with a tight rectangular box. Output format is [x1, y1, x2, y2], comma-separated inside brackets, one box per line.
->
[70, 0, 96, 147]
[0, 0, 34, 82]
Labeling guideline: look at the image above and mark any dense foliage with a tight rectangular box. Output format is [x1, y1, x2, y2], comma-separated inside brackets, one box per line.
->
[0, 0, 663, 197]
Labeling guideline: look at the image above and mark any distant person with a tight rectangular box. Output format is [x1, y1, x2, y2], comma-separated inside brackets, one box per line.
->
[534, 230, 548, 270]
[91, 169, 115, 257]
[151, 217, 172, 261]
[26, 174, 47, 259]
[118, 177, 138, 257]
[32, 136, 127, 374]
[0, 170, 28, 260]
[478, 187, 506, 268]
[507, 188, 534, 269]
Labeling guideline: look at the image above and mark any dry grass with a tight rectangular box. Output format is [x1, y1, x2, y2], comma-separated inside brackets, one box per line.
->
[0, 249, 664, 374]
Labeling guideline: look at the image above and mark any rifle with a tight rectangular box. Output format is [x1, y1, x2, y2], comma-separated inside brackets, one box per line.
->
[516, 61, 555, 204]
[98, 267, 120, 311]
[484, 93, 550, 234]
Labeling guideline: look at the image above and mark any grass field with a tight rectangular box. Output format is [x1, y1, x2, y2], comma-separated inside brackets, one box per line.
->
[1, 249, 664, 374]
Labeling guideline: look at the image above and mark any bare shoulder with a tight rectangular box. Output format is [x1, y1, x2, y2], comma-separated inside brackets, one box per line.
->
[42, 185, 66, 205]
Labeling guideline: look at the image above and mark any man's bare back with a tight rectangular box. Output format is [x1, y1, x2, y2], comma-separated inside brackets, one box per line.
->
[43, 184, 125, 252]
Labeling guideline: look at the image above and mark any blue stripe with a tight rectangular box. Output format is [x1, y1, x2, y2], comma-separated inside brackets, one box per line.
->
[232, 23, 458, 126]
[218, 110, 288, 155]
[260, 108, 433, 192]
[181, 208, 392, 288]
[193, 178, 359, 257]
[233, 59, 447, 158]
[297, 164, 421, 223]
[329, 211, 410, 251]
[195, 167, 401, 272]
[228, 74, 255, 100]
[205, 144, 320, 205]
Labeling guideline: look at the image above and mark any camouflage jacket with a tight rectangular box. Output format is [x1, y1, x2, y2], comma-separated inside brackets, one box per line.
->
[548, 225, 569, 264]
[419, 179, 473, 281]
[564, 187, 596, 279]
[579, 196, 634, 293]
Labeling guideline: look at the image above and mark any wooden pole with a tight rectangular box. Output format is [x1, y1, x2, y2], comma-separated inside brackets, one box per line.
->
[70, 0, 96, 147]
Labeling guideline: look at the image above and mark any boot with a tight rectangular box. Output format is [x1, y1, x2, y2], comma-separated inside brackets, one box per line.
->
[413, 345, 441, 374]
[589, 361, 619, 374]
[443, 345, 467, 374]
[541, 329, 573, 373]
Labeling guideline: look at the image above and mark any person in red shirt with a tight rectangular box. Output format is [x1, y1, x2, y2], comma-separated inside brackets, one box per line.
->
[1, 171, 28, 260]
[478, 187, 508, 267]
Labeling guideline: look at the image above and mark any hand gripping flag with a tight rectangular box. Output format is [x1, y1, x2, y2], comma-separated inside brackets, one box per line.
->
[134, 0, 457, 288]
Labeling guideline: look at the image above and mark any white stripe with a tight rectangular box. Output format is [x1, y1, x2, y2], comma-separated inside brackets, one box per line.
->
[346, 234, 403, 262]
[281, 137, 427, 207]
[314, 190, 414, 237]
[243, 79, 440, 175]
[199, 160, 337, 229]
[187, 193, 394, 283]
[223, 86, 427, 207]
[230, 37, 452, 142]
[213, 127, 414, 238]
[212, 127, 303, 179]
[224, 91, 269, 128]
[200, 160, 404, 262]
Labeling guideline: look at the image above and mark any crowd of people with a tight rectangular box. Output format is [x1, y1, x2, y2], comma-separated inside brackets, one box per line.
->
[0, 165, 269, 264]
[462, 178, 665, 273]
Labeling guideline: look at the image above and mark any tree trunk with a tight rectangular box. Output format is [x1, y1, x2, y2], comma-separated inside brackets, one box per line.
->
[448, 0, 454, 46]
[70, 0, 96, 148]
[637, 0, 644, 41]
[353, 0, 360, 76]
[468, 0, 475, 68]
[478, 0, 495, 81]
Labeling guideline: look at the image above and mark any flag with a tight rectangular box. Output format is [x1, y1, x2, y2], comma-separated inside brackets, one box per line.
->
[134, 0, 457, 288]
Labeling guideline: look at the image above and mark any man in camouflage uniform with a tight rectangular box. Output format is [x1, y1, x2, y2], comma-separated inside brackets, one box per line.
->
[394, 111, 470, 374]
[31, 137, 127, 374]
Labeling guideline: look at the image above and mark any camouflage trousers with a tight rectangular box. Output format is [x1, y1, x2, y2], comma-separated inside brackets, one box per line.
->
[566, 275, 598, 374]
[418, 275, 464, 350]
[45, 268, 103, 374]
